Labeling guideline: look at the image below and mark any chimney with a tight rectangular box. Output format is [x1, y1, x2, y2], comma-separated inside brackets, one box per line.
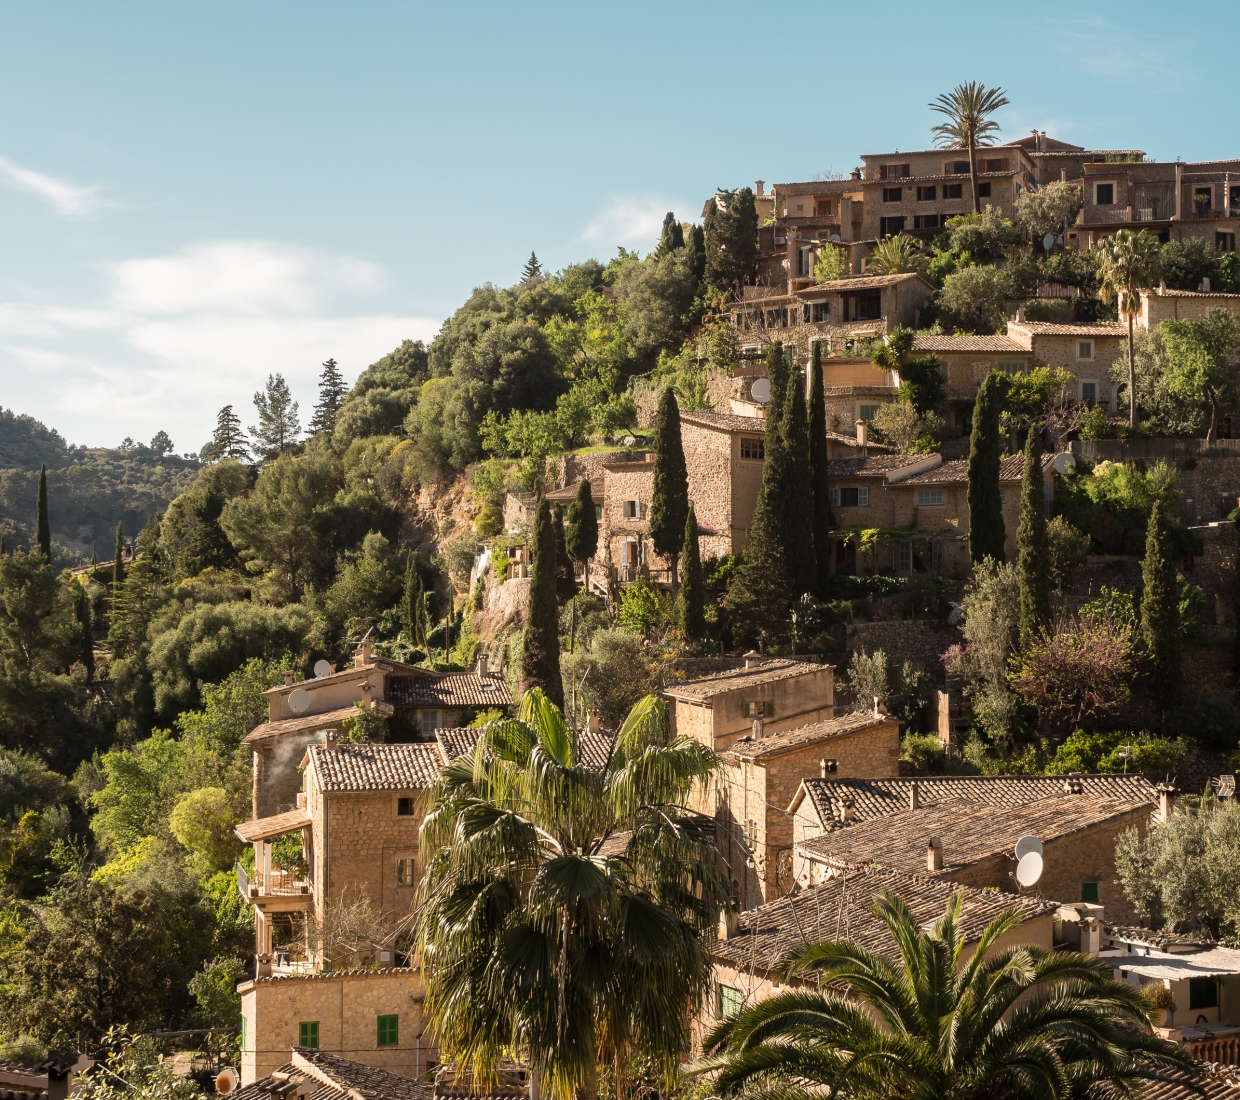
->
[927, 837, 944, 871]
[909, 781, 920, 811]
[752, 717, 764, 740]
[1202, 277, 1212, 292]
[586, 711, 602, 734]
[360, 681, 372, 710]
[839, 797, 856, 822]
[1157, 784, 1176, 824]
[1015, 306, 1026, 322]
[477, 653, 489, 677]
[820, 759, 830, 778]
[755, 180, 765, 198]
[325, 729, 339, 750]
[283, 669, 295, 687]
[354, 636, 373, 668]
[1159, 280, 1167, 294]
[855, 420, 868, 448]
[873, 694, 888, 717]
[1060, 168, 1067, 182]
[743, 649, 762, 670]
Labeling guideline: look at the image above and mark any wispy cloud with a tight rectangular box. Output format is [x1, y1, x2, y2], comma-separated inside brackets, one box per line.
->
[0, 154, 103, 217]
[1051, 15, 1194, 88]
[581, 195, 693, 250]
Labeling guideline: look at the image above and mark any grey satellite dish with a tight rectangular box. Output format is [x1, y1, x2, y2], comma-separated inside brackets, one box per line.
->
[314, 659, 332, 679]
[1043, 232, 1056, 252]
[1014, 834, 1044, 861]
[829, 233, 841, 242]
[1052, 452, 1077, 476]
[288, 687, 311, 715]
[1015, 850, 1044, 888]
[751, 378, 771, 404]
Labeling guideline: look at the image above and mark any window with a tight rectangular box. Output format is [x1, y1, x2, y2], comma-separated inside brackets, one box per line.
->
[299, 1021, 320, 1049]
[802, 303, 811, 323]
[1189, 977, 1219, 1010]
[377, 1014, 399, 1047]
[397, 797, 414, 816]
[420, 710, 440, 737]
[828, 487, 839, 506]
[855, 293, 882, 319]
[1194, 186, 1213, 213]
[879, 163, 910, 179]
[740, 436, 764, 460]
[879, 216, 905, 236]
[396, 857, 416, 885]
[943, 183, 963, 199]
[816, 199, 833, 216]
[882, 187, 902, 203]
[743, 700, 775, 718]
[1081, 882, 1099, 904]
[997, 360, 1025, 375]
[621, 540, 638, 566]
[930, 540, 944, 576]
[1232, 185, 1240, 211]
[858, 404, 880, 421]
[718, 984, 744, 1020]
[622, 500, 641, 519]
[797, 247, 812, 276]
[916, 185, 936, 201]
[594, 504, 603, 520]
[1043, 480, 1052, 517]
[1081, 381, 1098, 405]
[999, 489, 1007, 504]
[898, 540, 913, 577]
[837, 487, 869, 507]
[1217, 232, 1236, 252]
[977, 182, 991, 198]
[947, 160, 969, 174]
[917, 490, 944, 506]
[1095, 183, 1114, 205]
[1077, 340, 1094, 360]
[984, 158, 1004, 173]
[811, 301, 829, 322]
[913, 214, 939, 230]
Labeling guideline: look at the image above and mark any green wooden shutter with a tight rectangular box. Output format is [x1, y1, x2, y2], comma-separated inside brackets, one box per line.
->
[299, 1021, 319, 1048]
[377, 1014, 399, 1046]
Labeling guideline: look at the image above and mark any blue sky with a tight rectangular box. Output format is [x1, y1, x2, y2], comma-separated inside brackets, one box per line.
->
[0, 1, 1231, 450]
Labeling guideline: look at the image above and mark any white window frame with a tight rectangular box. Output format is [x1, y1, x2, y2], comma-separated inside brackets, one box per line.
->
[917, 490, 944, 506]
[1077, 340, 1094, 360]
[999, 489, 1008, 504]
[997, 360, 1025, 375]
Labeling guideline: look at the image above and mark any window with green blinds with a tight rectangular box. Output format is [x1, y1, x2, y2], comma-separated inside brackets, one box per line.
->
[377, 1014, 399, 1047]
[718, 984, 744, 1019]
[1081, 882, 1099, 903]
[299, 1021, 319, 1048]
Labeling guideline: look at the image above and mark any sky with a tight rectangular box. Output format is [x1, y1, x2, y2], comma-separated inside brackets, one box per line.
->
[0, 0, 1233, 451]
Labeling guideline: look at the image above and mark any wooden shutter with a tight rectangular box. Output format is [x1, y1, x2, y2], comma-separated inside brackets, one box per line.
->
[879, 165, 887, 180]
[1001, 158, 1010, 171]
[901, 163, 910, 178]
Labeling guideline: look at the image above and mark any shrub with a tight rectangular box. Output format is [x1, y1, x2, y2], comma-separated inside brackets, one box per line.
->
[901, 732, 945, 774]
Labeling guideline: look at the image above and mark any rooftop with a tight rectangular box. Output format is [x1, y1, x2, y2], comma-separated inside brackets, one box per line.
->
[1007, 320, 1127, 337]
[827, 454, 937, 478]
[244, 704, 385, 745]
[1151, 288, 1240, 300]
[797, 795, 1152, 876]
[911, 334, 1028, 353]
[899, 453, 1036, 485]
[236, 807, 312, 843]
[259, 657, 431, 699]
[712, 866, 1051, 973]
[1141, 1065, 1240, 1100]
[232, 1049, 432, 1100]
[680, 408, 766, 433]
[796, 273, 935, 295]
[386, 672, 513, 709]
[727, 711, 898, 761]
[306, 742, 444, 792]
[663, 658, 828, 702]
[435, 725, 616, 771]
[1109, 943, 1240, 982]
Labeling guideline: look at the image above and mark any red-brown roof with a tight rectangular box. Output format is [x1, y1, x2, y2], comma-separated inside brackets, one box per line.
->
[306, 742, 444, 792]
[664, 659, 829, 701]
[726, 711, 898, 761]
[386, 672, 513, 709]
[235, 808, 312, 842]
[912, 334, 1028, 353]
[681, 409, 766, 433]
[1008, 321, 1126, 337]
[899, 454, 1039, 485]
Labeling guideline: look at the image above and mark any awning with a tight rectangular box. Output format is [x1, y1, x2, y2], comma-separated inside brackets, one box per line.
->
[235, 808, 312, 843]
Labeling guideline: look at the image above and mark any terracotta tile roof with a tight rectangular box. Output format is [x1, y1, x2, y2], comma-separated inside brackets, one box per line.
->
[232, 1048, 433, 1100]
[235, 807, 312, 843]
[797, 795, 1152, 876]
[1151, 289, 1240, 299]
[822, 385, 897, 396]
[1008, 321, 1126, 336]
[664, 659, 829, 701]
[911, 334, 1028, 353]
[1106, 944, 1240, 983]
[307, 742, 444, 792]
[825, 430, 893, 451]
[435, 726, 616, 771]
[680, 409, 766, 433]
[727, 712, 899, 761]
[259, 658, 432, 698]
[773, 180, 858, 196]
[898, 454, 1035, 485]
[796, 273, 935, 294]
[794, 774, 1160, 829]
[1141, 1066, 1240, 1100]
[386, 672, 513, 708]
[712, 866, 1052, 972]
[244, 705, 379, 745]
[827, 455, 934, 477]
[1104, 924, 1219, 950]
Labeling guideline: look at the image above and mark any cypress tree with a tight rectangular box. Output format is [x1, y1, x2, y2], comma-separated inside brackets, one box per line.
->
[657, 212, 684, 255]
[113, 522, 126, 587]
[522, 498, 564, 710]
[808, 342, 832, 597]
[36, 464, 51, 560]
[309, 358, 348, 439]
[564, 479, 598, 590]
[648, 388, 690, 586]
[1141, 501, 1183, 710]
[1017, 427, 1052, 643]
[764, 341, 790, 440]
[402, 554, 425, 648]
[89, 548, 96, 576]
[779, 364, 815, 597]
[678, 506, 705, 641]
[685, 225, 706, 285]
[967, 372, 1007, 565]
[75, 583, 94, 682]
[553, 505, 576, 602]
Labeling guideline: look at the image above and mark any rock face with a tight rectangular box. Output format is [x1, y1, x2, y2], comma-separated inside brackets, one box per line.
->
[473, 576, 529, 641]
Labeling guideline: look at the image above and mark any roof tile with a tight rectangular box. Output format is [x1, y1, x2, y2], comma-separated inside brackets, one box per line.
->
[912, 334, 1028, 353]
[386, 673, 513, 709]
[1008, 321, 1126, 336]
[307, 742, 444, 792]
[664, 659, 829, 701]
[680, 409, 767, 433]
[727, 712, 898, 761]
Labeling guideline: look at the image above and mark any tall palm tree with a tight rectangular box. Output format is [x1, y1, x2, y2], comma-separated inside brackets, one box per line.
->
[694, 890, 1196, 1100]
[416, 689, 728, 1100]
[1098, 228, 1163, 427]
[930, 82, 1010, 215]
[864, 234, 925, 275]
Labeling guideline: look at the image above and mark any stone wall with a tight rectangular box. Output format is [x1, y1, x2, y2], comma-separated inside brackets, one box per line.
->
[681, 418, 740, 558]
[239, 968, 435, 1085]
[1194, 460, 1240, 522]
[845, 620, 961, 683]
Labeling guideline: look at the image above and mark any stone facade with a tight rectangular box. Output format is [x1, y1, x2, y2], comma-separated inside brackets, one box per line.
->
[239, 968, 436, 1085]
[844, 620, 962, 685]
[1006, 320, 1127, 410]
[1141, 287, 1240, 328]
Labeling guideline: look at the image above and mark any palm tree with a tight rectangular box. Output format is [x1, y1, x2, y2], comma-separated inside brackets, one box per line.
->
[864, 234, 925, 275]
[695, 890, 1196, 1100]
[416, 689, 728, 1100]
[1098, 228, 1163, 427]
[930, 82, 1010, 215]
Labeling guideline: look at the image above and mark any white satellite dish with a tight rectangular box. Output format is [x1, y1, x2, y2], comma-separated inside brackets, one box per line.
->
[313, 659, 332, 679]
[751, 378, 771, 404]
[1015, 850, 1044, 888]
[1014, 834, 1044, 861]
[1052, 452, 1076, 476]
[829, 233, 841, 242]
[214, 1068, 239, 1096]
[1043, 232, 1056, 252]
[288, 687, 311, 715]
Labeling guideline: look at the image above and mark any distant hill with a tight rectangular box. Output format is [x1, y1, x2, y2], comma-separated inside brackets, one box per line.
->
[0, 406, 200, 565]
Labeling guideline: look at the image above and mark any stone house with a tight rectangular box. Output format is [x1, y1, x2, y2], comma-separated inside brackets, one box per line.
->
[1005, 319, 1128, 410]
[909, 333, 1033, 430]
[759, 178, 866, 289]
[1140, 286, 1240, 328]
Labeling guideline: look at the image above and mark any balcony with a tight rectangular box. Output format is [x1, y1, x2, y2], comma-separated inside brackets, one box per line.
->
[237, 861, 312, 903]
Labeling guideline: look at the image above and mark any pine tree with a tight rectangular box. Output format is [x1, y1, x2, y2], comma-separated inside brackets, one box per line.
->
[112, 522, 126, 587]
[250, 373, 301, 461]
[564, 479, 598, 591]
[209, 405, 251, 462]
[967, 372, 1007, 564]
[1141, 501, 1183, 710]
[648, 388, 690, 586]
[657, 212, 685, 255]
[75, 583, 94, 681]
[36, 464, 51, 560]
[1016, 427, 1052, 644]
[808, 342, 832, 597]
[522, 498, 564, 709]
[402, 553, 426, 649]
[779, 363, 815, 598]
[521, 252, 543, 282]
[309, 358, 348, 439]
[704, 187, 759, 291]
[553, 505, 576, 603]
[685, 225, 707, 285]
[678, 506, 705, 641]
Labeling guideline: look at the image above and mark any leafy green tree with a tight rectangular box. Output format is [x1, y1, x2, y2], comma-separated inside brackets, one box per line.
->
[1015, 179, 1082, 241]
[1016, 428, 1051, 643]
[929, 81, 1010, 214]
[160, 460, 248, 579]
[250, 373, 301, 461]
[614, 251, 698, 359]
[308, 358, 348, 439]
[967, 372, 1006, 564]
[813, 244, 847, 283]
[678, 506, 705, 641]
[208, 405, 250, 463]
[1141, 500, 1182, 710]
[936, 264, 1008, 334]
[402, 552, 428, 649]
[334, 339, 429, 448]
[564, 479, 598, 589]
[865, 234, 924, 271]
[696, 889, 1193, 1099]
[521, 499, 564, 709]
[1161, 308, 1240, 442]
[149, 430, 174, 456]
[704, 187, 758, 290]
[649, 388, 689, 586]
[898, 356, 947, 415]
[35, 465, 50, 560]
[808, 343, 832, 597]
[1097, 229, 1162, 426]
[417, 690, 726, 1100]
[1159, 235, 1221, 291]
[656, 212, 684, 254]
[779, 364, 815, 597]
[944, 206, 1022, 260]
[521, 252, 542, 281]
